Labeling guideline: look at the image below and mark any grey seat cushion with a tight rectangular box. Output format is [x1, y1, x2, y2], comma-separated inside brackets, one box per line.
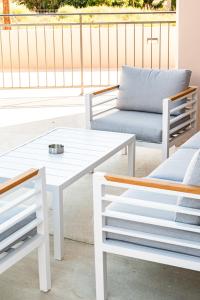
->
[0, 206, 36, 253]
[106, 189, 200, 257]
[175, 150, 200, 225]
[91, 110, 189, 144]
[149, 148, 198, 182]
[117, 66, 191, 114]
[181, 131, 200, 150]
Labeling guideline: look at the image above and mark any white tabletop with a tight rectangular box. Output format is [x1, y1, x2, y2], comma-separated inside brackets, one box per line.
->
[0, 128, 135, 188]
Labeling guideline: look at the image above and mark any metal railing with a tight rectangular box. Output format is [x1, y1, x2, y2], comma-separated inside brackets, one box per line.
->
[0, 11, 176, 92]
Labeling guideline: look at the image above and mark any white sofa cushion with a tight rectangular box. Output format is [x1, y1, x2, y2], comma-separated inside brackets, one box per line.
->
[149, 148, 198, 182]
[175, 150, 200, 224]
[91, 110, 190, 144]
[181, 131, 200, 150]
[0, 205, 36, 253]
[106, 189, 200, 257]
[117, 66, 191, 114]
[91, 110, 164, 143]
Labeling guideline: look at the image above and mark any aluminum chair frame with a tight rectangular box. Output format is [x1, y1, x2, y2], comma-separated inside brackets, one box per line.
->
[85, 85, 198, 160]
[93, 172, 200, 300]
[0, 168, 51, 292]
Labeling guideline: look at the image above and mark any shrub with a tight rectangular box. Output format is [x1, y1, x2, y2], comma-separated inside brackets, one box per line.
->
[111, 0, 129, 7]
[15, 0, 66, 12]
[132, 0, 142, 7]
[64, 0, 128, 8]
[64, 0, 88, 8]
[133, 0, 165, 9]
[171, 0, 176, 10]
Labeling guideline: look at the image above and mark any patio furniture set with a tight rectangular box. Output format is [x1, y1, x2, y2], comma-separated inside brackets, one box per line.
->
[0, 127, 135, 261]
[0, 66, 199, 299]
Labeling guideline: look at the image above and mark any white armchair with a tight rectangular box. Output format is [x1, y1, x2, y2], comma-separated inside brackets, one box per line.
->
[0, 168, 51, 292]
[85, 67, 198, 160]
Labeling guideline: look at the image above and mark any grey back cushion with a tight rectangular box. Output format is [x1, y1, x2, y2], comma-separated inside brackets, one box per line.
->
[175, 150, 200, 225]
[117, 66, 192, 114]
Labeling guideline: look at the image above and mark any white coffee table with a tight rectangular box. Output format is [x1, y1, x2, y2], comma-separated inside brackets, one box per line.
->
[0, 128, 135, 260]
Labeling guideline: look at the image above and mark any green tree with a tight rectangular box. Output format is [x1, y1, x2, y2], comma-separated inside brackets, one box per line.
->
[132, 0, 142, 7]
[64, 0, 88, 8]
[134, 0, 165, 9]
[171, 0, 176, 10]
[15, 0, 66, 12]
[66, 0, 128, 8]
[87, 0, 113, 6]
[111, 0, 129, 6]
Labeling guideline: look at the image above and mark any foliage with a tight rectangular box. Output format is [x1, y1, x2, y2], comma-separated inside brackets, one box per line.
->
[87, 0, 112, 6]
[171, 0, 176, 11]
[4, 3, 176, 24]
[12, 0, 177, 11]
[64, 0, 88, 8]
[15, 0, 167, 10]
[111, 0, 129, 6]
[64, 0, 128, 8]
[15, 0, 67, 12]
[135, 0, 165, 9]
[132, 0, 142, 8]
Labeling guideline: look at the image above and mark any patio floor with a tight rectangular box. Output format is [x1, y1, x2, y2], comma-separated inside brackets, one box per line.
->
[1, 237, 200, 300]
[0, 93, 200, 300]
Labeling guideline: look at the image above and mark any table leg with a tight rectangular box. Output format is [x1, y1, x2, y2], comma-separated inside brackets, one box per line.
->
[52, 187, 64, 260]
[122, 146, 127, 155]
[127, 141, 135, 177]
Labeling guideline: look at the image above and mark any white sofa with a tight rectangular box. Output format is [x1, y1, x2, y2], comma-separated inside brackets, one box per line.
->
[93, 131, 200, 300]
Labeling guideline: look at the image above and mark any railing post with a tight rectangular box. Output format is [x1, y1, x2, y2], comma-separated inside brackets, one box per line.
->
[80, 14, 84, 95]
[3, 0, 11, 30]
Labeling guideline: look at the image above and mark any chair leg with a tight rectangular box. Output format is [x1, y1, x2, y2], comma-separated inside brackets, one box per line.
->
[38, 239, 51, 292]
[95, 249, 107, 300]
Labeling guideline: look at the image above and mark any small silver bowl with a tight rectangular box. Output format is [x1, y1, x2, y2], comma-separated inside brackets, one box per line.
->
[49, 144, 64, 154]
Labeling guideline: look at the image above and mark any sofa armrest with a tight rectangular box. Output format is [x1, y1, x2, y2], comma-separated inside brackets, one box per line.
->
[162, 86, 198, 160]
[0, 169, 39, 195]
[104, 174, 200, 196]
[169, 86, 198, 102]
[92, 85, 119, 96]
[85, 85, 119, 129]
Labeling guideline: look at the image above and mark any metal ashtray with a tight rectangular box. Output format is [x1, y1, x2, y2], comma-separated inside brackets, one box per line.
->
[49, 144, 64, 154]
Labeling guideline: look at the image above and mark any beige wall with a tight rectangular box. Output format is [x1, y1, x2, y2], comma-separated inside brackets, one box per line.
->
[177, 0, 200, 127]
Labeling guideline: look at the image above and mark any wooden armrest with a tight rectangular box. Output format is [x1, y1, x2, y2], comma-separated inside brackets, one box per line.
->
[105, 174, 200, 195]
[0, 169, 39, 195]
[92, 85, 119, 96]
[169, 86, 198, 102]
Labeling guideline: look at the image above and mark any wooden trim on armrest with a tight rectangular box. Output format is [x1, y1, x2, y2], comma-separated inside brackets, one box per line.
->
[92, 85, 119, 96]
[0, 169, 39, 195]
[169, 86, 198, 102]
[105, 174, 200, 195]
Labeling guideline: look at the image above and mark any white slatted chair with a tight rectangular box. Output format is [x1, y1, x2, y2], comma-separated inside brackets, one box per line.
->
[85, 67, 198, 160]
[0, 168, 51, 292]
[93, 172, 200, 300]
